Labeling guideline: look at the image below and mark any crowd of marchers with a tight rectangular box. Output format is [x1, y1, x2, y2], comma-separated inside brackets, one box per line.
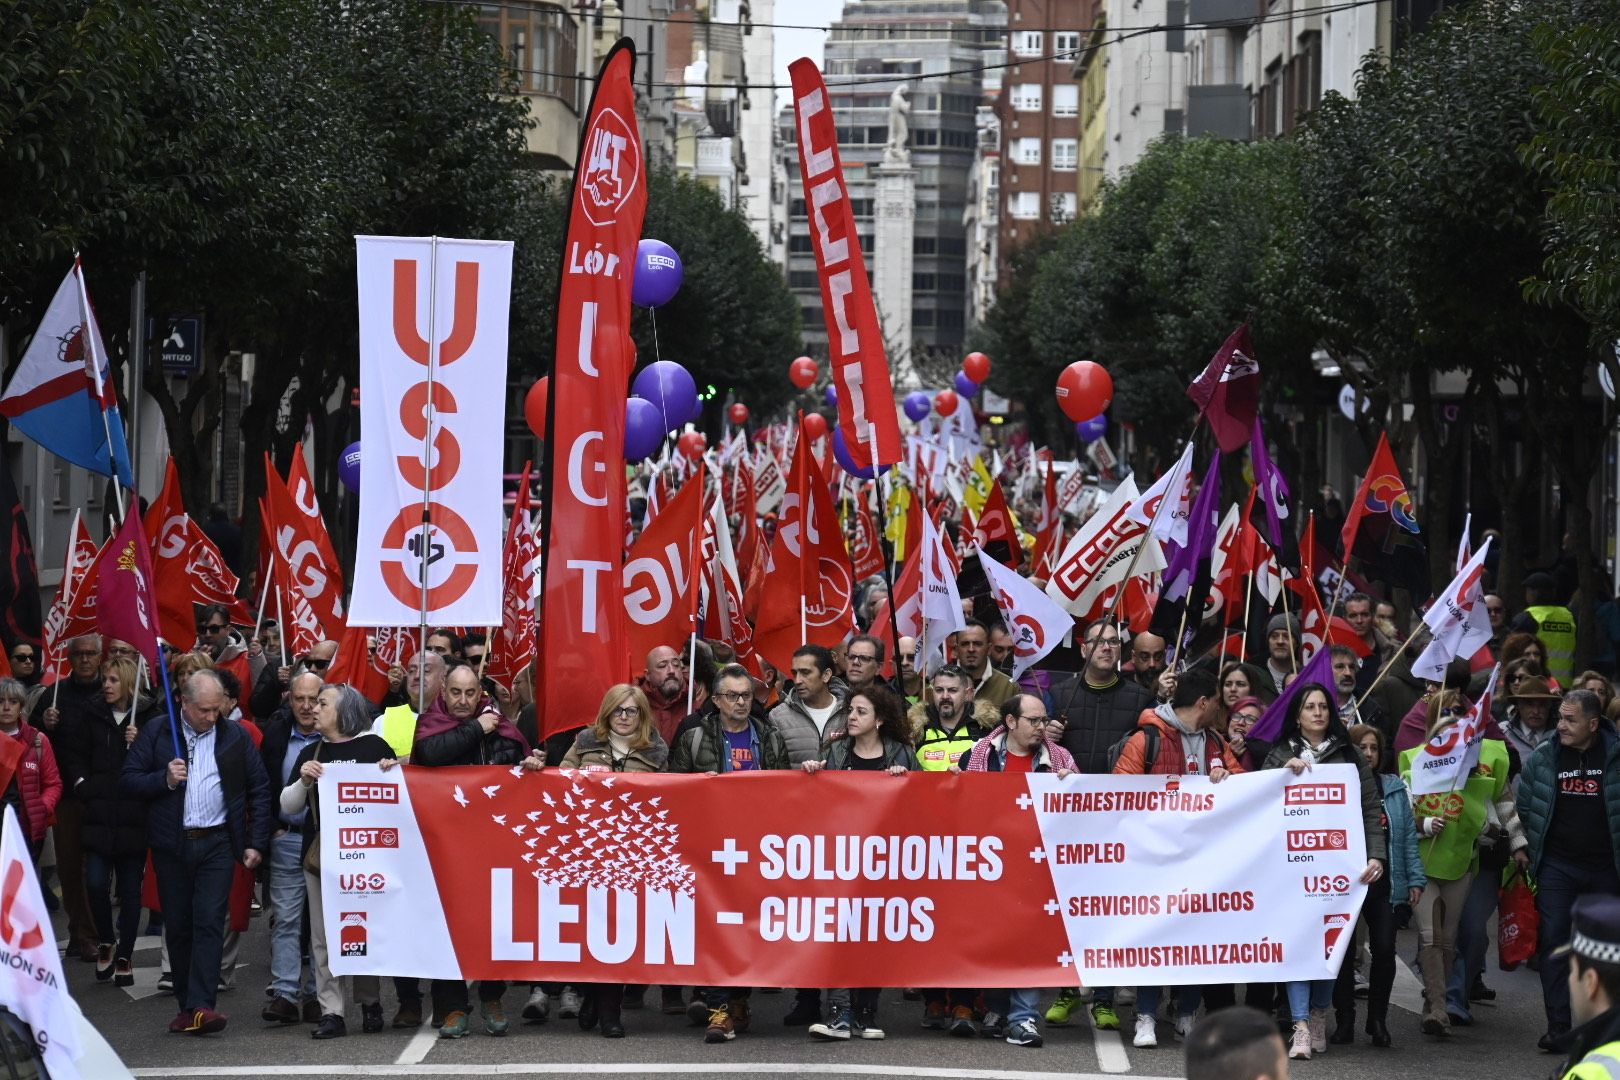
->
[6, 550, 1617, 1080]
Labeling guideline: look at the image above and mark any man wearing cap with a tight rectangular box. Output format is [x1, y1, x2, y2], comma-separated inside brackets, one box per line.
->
[1518, 689, 1620, 1050]
[1264, 614, 1300, 695]
[1515, 572, 1578, 687]
[1552, 895, 1620, 1077]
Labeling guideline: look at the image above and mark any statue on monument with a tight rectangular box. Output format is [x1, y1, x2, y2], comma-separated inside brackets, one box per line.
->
[883, 84, 912, 166]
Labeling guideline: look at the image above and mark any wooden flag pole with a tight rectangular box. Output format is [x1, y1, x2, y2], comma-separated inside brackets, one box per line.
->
[1354, 623, 1425, 713]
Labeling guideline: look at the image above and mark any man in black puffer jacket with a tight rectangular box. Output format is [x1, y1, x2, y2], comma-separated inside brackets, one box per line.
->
[1054, 619, 1154, 775]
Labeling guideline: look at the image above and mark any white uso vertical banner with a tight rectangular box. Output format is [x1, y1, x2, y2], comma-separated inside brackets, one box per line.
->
[350, 236, 511, 627]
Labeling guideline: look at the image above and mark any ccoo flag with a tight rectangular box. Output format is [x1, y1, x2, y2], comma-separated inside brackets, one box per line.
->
[788, 59, 902, 470]
[1, 260, 134, 487]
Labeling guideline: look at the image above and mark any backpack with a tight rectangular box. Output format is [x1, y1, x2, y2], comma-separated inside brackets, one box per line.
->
[1106, 724, 1160, 772]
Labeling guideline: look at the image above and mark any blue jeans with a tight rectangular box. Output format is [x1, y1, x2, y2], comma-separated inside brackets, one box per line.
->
[1285, 979, 1334, 1022]
[1538, 856, 1620, 1032]
[152, 830, 235, 1012]
[84, 851, 144, 962]
[1445, 859, 1503, 1019]
[1137, 984, 1201, 1020]
[268, 831, 313, 1001]
[1008, 988, 1041, 1024]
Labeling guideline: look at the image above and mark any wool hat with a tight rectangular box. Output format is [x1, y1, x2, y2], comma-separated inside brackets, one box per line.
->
[1266, 613, 1301, 638]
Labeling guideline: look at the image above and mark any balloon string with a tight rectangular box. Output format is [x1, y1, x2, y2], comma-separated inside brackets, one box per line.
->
[649, 305, 662, 364]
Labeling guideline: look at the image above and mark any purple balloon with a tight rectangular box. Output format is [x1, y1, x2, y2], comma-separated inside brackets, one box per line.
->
[825, 384, 839, 408]
[832, 428, 891, 479]
[954, 371, 981, 397]
[624, 398, 665, 460]
[631, 360, 699, 431]
[1075, 414, 1108, 442]
[337, 441, 361, 493]
[903, 390, 932, 421]
[631, 239, 684, 307]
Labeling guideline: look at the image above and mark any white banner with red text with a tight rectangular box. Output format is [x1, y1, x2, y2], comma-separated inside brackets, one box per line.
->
[350, 234, 511, 627]
[321, 764, 1366, 987]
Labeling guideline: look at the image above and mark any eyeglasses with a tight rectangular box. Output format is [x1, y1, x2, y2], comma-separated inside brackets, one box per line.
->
[1231, 713, 1261, 725]
[714, 691, 752, 703]
[846, 653, 879, 664]
[1086, 636, 1121, 649]
[303, 657, 330, 672]
[9, 653, 34, 663]
[197, 622, 228, 634]
[898, 653, 916, 663]
[610, 705, 640, 718]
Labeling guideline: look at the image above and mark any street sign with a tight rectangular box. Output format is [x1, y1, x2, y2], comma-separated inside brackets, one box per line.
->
[154, 315, 202, 375]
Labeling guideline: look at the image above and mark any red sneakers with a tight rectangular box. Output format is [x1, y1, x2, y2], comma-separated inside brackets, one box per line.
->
[169, 1008, 228, 1035]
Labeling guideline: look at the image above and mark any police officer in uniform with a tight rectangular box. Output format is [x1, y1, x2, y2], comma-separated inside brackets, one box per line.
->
[1554, 895, 1620, 1077]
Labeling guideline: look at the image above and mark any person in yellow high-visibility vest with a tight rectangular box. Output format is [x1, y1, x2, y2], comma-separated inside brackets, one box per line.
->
[1514, 572, 1578, 686]
[369, 651, 445, 761]
[1553, 895, 1620, 1078]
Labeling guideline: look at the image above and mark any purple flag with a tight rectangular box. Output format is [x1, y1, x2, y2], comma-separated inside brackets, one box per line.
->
[1250, 414, 1290, 548]
[1187, 325, 1259, 453]
[1248, 644, 1334, 744]
[1161, 451, 1222, 603]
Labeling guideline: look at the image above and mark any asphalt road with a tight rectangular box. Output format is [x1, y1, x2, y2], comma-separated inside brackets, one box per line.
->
[54, 905, 1561, 1080]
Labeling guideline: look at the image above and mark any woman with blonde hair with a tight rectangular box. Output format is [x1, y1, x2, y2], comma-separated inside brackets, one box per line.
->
[562, 685, 667, 774]
[557, 684, 670, 1038]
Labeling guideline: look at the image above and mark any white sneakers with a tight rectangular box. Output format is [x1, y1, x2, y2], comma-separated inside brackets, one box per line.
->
[1133, 1013, 1158, 1048]
[1289, 1022, 1312, 1060]
[521, 987, 549, 1021]
[1175, 1014, 1197, 1041]
[557, 988, 583, 1019]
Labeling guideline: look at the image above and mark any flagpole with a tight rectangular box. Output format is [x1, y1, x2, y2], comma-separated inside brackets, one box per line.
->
[1353, 622, 1425, 712]
[796, 414, 809, 644]
[253, 552, 274, 643]
[275, 580, 289, 668]
[686, 467, 705, 716]
[1238, 564, 1256, 663]
[415, 236, 442, 706]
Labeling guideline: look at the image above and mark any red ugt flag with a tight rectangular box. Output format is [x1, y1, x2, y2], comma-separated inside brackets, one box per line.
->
[1187, 325, 1260, 454]
[97, 512, 161, 669]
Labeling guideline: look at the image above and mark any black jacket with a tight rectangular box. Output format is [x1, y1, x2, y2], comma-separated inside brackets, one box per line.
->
[1052, 673, 1155, 775]
[120, 716, 273, 860]
[259, 708, 324, 827]
[59, 696, 167, 857]
[412, 718, 528, 768]
[33, 675, 102, 757]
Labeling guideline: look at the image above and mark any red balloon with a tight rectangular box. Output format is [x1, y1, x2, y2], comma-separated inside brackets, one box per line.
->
[934, 389, 959, 417]
[728, 403, 750, 426]
[802, 412, 829, 440]
[523, 377, 549, 439]
[962, 351, 991, 383]
[789, 356, 819, 389]
[677, 431, 708, 460]
[1056, 361, 1114, 423]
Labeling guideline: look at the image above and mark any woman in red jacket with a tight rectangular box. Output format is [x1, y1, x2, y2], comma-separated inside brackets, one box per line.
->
[0, 677, 62, 859]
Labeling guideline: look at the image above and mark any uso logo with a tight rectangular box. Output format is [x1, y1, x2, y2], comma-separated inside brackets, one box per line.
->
[340, 828, 400, 850]
[338, 873, 388, 896]
[1285, 784, 1346, 806]
[338, 783, 399, 805]
[1287, 829, 1348, 852]
[1302, 874, 1353, 896]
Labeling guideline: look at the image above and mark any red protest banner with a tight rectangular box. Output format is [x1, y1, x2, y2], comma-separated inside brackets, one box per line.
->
[320, 766, 1369, 989]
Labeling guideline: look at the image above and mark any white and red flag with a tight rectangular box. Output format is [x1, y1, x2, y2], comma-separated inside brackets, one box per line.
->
[788, 59, 902, 472]
[919, 510, 966, 672]
[977, 550, 1072, 681]
[702, 494, 761, 678]
[848, 496, 886, 581]
[1409, 666, 1497, 796]
[1046, 477, 1165, 618]
[973, 482, 1022, 570]
[1412, 537, 1493, 682]
[1125, 441, 1195, 545]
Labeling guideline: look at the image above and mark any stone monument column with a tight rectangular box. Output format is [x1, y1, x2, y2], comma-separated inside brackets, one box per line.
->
[874, 84, 920, 390]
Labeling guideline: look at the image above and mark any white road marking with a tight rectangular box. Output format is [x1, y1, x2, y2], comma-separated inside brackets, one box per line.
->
[395, 1028, 439, 1065]
[1092, 1027, 1132, 1073]
[1390, 956, 1425, 1015]
[131, 1065, 1178, 1079]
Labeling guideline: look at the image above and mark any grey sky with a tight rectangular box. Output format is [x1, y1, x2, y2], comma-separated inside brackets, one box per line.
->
[773, 0, 846, 111]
